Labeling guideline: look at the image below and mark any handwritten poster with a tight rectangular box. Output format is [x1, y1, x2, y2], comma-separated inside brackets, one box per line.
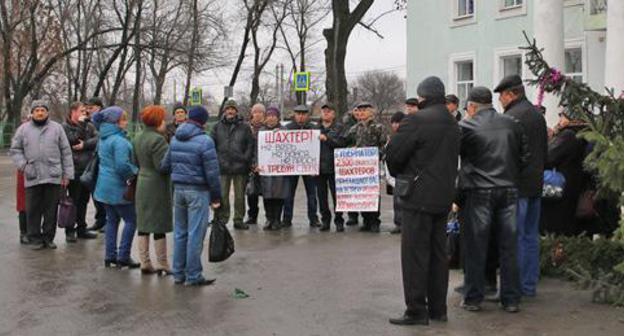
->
[258, 129, 320, 176]
[334, 147, 380, 212]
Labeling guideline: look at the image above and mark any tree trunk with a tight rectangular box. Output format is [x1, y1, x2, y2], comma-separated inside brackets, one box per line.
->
[131, 0, 143, 123]
[184, 0, 200, 106]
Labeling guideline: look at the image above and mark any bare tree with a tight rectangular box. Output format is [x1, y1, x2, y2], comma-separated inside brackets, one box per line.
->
[353, 70, 405, 116]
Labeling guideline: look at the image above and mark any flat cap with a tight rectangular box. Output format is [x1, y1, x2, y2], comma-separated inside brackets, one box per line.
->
[321, 103, 335, 111]
[356, 101, 374, 109]
[405, 97, 419, 106]
[293, 105, 310, 113]
[494, 75, 524, 93]
[467, 86, 493, 104]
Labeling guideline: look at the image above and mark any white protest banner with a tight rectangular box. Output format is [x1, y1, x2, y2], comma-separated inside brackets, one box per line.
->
[258, 129, 320, 176]
[334, 147, 380, 212]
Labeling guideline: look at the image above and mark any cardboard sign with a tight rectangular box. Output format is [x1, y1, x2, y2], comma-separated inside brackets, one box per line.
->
[258, 129, 320, 176]
[335, 147, 380, 212]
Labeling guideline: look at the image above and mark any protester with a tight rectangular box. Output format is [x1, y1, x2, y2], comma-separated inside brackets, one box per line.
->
[258, 107, 290, 231]
[457, 87, 529, 313]
[92, 107, 139, 268]
[283, 105, 321, 228]
[345, 102, 388, 233]
[166, 104, 187, 142]
[317, 103, 346, 232]
[405, 98, 419, 115]
[62, 101, 99, 242]
[386, 77, 460, 325]
[343, 105, 363, 227]
[211, 99, 254, 230]
[160, 105, 222, 286]
[133, 105, 173, 275]
[445, 94, 462, 121]
[494, 75, 548, 298]
[541, 111, 590, 236]
[245, 103, 266, 225]
[386, 111, 406, 235]
[84, 96, 107, 233]
[10, 100, 74, 250]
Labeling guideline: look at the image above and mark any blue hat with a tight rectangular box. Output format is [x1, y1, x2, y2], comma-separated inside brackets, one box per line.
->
[92, 106, 124, 128]
[188, 106, 209, 126]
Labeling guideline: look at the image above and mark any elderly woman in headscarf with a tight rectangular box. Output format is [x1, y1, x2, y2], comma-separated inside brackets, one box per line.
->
[92, 107, 140, 268]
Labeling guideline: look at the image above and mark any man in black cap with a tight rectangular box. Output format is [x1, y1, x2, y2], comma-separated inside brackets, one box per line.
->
[445, 94, 462, 121]
[386, 76, 459, 326]
[83, 97, 107, 233]
[317, 103, 346, 232]
[457, 86, 530, 313]
[405, 98, 419, 115]
[494, 75, 548, 298]
[283, 105, 320, 228]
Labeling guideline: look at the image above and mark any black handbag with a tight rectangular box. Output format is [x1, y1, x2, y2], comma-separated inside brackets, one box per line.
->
[209, 220, 235, 263]
[80, 152, 99, 191]
[245, 173, 262, 196]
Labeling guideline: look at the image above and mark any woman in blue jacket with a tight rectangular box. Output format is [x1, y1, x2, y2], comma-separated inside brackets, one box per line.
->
[92, 107, 140, 268]
[160, 106, 221, 286]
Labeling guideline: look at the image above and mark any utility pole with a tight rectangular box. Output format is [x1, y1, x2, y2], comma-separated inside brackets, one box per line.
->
[173, 79, 177, 104]
[279, 64, 285, 121]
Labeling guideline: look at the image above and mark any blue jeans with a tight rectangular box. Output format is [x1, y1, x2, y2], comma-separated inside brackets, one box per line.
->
[173, 185, 211, 284]
[462, 188, 521, 306]
[103, 204, 137, 262]
[517, 197, 541, 296]
[283, 176, 318, 223]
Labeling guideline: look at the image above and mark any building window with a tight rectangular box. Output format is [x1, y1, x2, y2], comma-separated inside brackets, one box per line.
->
[590, 0, 607, 15]
[565, 48, 583, 83]
[457, 0, 474, 17]
[502, 55, 523, 78]
[456, 61, 474, 104]
[503, 0, 523, 9]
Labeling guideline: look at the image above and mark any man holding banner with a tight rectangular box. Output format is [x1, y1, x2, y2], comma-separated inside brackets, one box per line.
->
[344, 102, 389, 233]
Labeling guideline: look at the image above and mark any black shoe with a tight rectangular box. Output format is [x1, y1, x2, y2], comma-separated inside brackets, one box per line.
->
[336, 224, 345, 232]
[234, 223, 250, 230]
[460, 301, 481, 312]
[77, 230, 97, 239]
[359, 225, 371, 232]
[429, 314, 448, 322]
[98, 226, 106, 233]
[45, 241, 57, 249]
[345, 219, 358, 226]
[117, 258, 140, 269]
[104, 259, 118, 268]
[390, 227, 401, 234]
[282, 220, 292, 228]
[389, 314, 429, 326]
[309, 219, 321, 228]
[244, 218, 257, 225]
[87, 222, 105, 231]
[29, 242, 46, 250]
[369, 224, 380, 233]
[502, 304, 520, 313]
[319, 222, 330, 231]
[66, 231, 78, 243]
[20, 234, 29, 245]
[185, 278, 216, 287]
[264, 221, 281, 231]
[174, 278, 185, 285]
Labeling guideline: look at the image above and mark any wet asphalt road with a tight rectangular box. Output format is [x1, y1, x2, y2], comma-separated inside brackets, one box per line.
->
[0, 155, 622, 336]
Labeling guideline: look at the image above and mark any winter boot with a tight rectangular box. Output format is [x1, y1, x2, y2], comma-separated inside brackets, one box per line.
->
[137, 236, 156, 274]
[154, 238, 172, 276]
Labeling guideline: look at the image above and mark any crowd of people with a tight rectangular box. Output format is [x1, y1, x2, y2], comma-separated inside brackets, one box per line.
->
[8, 72, 603, 324]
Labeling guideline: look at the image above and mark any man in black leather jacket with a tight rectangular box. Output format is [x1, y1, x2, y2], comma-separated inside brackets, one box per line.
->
[386, 76, 460, 326]
[458, 87, 530, 313]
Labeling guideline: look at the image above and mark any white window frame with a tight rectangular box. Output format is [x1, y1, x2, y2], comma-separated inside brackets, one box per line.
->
[497, 0, 527, 19]
[450, 0, 477, 27]
[493, 47, 527, 86]
[564, 38, 586, 83]
[448, 51, 477, 106]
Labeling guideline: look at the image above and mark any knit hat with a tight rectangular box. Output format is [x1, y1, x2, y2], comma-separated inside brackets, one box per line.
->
[172, 104, 187, 115]
[188, 106, 209, 126]
[266, 107, 280, 118]
[417, 76, 445, 100]
[92, 106, 124, 128]
[223, 99, 238, 112]
[30, 100, 49, 112]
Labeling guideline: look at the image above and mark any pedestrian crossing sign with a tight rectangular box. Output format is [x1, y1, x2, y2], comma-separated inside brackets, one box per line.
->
[190, 88, 202, 106]
[294, 72, 311, 92]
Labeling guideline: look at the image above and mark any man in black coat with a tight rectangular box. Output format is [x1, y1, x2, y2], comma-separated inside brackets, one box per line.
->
[211, 100, 255, 230]
[494, 75, 548, 297]
[282, 105, 320, 228]
[317, 103, 346, 232]
[458, 87, 530, 313]
[63, 102, 99, 242]
[386, 76, 460, 326]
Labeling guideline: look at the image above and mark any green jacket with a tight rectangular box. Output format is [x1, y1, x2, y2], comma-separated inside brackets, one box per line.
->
[132, 128, 172, 233]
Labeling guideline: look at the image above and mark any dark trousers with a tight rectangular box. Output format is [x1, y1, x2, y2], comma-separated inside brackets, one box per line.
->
[401, 210, 449, 318]
[462, 188, 521, 306]
[247, 194, 260, 220]
[67, 178, 90, 234]
[25, 184, 62, 244]
[317, 173, 343, 225]
[347, 212, 360, 223]
[393, 193, 402, 227]
[263, 199, 284, 223]
[93, 198, 106, 226]
[283, 176, 318, 222]
[19, 211, 27, 235]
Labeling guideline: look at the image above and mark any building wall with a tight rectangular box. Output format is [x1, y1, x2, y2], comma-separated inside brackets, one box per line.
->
[407, 0, 605, 105]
